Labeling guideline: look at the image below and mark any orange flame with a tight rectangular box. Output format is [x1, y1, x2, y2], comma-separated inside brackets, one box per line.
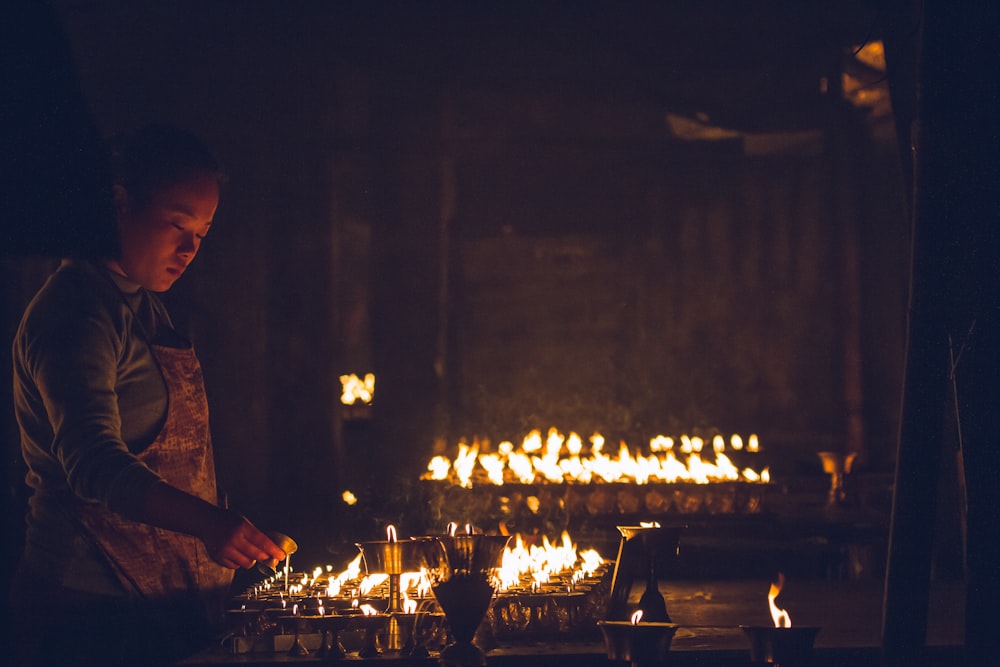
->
[423, 427, 769, 487]
[768, 572, 791, 628]
[493, 530, 604, 592]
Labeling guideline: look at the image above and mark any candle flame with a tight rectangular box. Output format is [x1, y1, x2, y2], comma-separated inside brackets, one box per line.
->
[631, 609, 644, 625]
[326, 553, 363, 597]
[422, 427, 768, 486]
[359, 603, 378, 616]
[768, 572, 792, 628]
[386, 525, 397, 542]
[400, 570, 432, 597]
[360, 574, 388, 595]
[493, 530, 605, 592]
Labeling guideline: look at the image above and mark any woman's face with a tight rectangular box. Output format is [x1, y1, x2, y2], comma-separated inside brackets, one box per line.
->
[115, 173, 219, 292]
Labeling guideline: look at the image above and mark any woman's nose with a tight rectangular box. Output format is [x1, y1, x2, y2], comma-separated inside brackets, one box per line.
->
[178, 232, 199, 256]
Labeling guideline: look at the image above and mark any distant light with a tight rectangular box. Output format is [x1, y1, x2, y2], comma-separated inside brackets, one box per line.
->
[340, 373, 375, 405]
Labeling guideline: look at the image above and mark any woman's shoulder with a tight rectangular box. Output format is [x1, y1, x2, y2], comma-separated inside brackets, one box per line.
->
[27, 260, 118, 310]
[17, 260, 129, 342]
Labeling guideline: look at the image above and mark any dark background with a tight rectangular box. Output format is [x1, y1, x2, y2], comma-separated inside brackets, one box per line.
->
[0, 0, 944, 569]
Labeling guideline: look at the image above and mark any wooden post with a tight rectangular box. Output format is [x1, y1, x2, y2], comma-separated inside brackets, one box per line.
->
[882, 2, 1000, 664]
[881, 4, 947, 665]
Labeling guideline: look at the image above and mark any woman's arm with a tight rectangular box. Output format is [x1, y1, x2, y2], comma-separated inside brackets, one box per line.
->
[140, 481, 286, 569]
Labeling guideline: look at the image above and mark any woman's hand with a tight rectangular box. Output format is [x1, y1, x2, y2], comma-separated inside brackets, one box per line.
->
[200, 510, 286, 570]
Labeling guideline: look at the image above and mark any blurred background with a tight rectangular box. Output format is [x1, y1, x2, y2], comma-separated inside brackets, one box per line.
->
[2, 0, 917, 570]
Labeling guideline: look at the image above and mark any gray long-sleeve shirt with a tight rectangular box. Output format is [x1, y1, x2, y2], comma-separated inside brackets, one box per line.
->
[13, 259, 178, 592]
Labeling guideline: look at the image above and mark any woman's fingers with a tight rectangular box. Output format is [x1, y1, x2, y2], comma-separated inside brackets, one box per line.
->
[208, 515, 287, 569]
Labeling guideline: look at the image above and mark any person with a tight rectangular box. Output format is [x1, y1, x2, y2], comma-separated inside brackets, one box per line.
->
[9, 124, 287, 666]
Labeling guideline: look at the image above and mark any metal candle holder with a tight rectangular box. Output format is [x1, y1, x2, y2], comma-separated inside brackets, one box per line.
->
[356, 538, 435, 613]
[817, 451, 857, 508]
[357, 536, 442, 651]
[597, 620, 679, 667]
[607, 524, 685, 623]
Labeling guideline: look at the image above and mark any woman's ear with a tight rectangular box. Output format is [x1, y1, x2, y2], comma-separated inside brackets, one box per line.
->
[112, 184, 130, 219]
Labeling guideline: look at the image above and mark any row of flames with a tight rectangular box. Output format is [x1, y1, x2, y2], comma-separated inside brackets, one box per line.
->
[255, 530, 605, 616]
[257, 530, 796, 631]
[423, 427, 770, 488]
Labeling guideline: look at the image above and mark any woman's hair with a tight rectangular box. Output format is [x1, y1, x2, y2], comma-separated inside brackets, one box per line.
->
[82, 124, 224, 259]
[109, 124, 225, 209]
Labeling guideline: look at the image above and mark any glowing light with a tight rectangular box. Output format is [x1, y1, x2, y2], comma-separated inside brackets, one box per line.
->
[340, 372, 375, 405]
[426, 456, 451, 480]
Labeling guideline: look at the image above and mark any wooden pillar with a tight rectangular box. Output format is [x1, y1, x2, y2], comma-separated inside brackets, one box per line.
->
[882, 1, 1000, 664]
[881, 3, 947, 658]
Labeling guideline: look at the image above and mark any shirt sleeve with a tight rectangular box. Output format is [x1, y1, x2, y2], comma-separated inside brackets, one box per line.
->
[21, 298, 164, 516]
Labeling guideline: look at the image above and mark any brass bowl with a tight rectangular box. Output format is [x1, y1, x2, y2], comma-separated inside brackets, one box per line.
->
[598, 620, 679, 663]
[357, 538, 445, 575]
[741, 626, 821, 664]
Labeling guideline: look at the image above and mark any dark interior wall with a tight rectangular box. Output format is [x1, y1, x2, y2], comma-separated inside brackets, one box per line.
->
[433, 90, 907, 470]
[3, 1, 906, 558]
[452, 156, 845, 442]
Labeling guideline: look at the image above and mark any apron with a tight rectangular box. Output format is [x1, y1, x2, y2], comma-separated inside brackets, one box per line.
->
[73, 341, 234, 618]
